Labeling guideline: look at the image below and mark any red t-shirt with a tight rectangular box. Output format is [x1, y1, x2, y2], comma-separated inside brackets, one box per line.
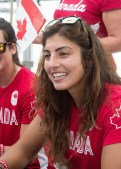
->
[38, 83, 121, 169]
[0, 67, 40, 169]
[54, 0, 121, 69]
[54, 0, 121, 37]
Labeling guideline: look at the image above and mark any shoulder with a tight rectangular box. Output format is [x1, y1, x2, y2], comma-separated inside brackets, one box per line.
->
[97, 83, 121, 120]
[19, 67, 35, 80]
[20, 66, 35, 76]
[96, 84, 121, 146]
[97, 83, 121, 125]
[105, 83, 121, 99]
[15, 67, 35, 92]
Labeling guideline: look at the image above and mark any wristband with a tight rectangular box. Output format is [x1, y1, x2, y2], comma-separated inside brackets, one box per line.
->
[0, 160, 9, 169]
[0, 145, 4, 157]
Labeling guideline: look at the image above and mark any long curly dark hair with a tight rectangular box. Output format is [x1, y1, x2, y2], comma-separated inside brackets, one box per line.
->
[35, 18, 121, 166]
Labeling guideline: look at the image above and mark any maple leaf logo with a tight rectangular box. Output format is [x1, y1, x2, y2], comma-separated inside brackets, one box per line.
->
[11, 90, 18, 106]
[16, 18, 27, 40]
[13, 93, 18, 98]
[110, 105, 121, 129]
[30, 99, 36, 110]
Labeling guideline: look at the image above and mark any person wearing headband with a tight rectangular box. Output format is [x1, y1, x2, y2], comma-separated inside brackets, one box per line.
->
[0, 18, 41, 168]
[1, 16, 121, 169]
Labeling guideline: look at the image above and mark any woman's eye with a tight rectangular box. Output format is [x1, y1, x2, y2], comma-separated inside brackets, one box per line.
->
[60, 52, 69, 56]
[44, 53, 50, 60]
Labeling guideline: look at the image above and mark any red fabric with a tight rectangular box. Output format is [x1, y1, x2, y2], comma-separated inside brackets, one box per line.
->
[38, 84, 121, 169]
[0, 67, 40, 169]
[54, 0, 121, 37]
[65, 84, 121, 169]
[54, 0, 121, 70]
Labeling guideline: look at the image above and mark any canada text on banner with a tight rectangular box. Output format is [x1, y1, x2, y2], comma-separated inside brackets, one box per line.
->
[14, 0, 46, 52]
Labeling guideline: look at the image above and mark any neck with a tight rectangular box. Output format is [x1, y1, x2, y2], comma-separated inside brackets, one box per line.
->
[0, 64, 21, 88]
[69, 82, 84, 108]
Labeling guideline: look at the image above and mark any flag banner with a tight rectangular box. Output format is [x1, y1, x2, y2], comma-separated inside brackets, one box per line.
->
[14, 0, 46, 52]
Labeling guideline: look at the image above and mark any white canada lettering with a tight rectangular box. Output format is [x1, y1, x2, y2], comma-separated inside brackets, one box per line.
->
[0, 107, 3, 123]
[57, 0, 86, 12]
[84, 136, 94, 155]
[70, 131, 94, 156]
[4, 108, 10, 124]
[0, 107, 18, 125]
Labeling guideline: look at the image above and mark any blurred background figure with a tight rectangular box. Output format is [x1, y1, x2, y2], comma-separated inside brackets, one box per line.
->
[34, 0, 121, 71]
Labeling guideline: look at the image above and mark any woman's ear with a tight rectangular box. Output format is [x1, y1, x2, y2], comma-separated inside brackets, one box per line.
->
[10, 43, 17, 54]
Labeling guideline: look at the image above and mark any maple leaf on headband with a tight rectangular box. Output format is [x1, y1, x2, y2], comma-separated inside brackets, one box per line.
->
[16, 18, 27, 40]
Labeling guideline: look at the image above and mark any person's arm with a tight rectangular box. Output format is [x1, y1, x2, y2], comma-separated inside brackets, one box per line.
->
[101, 143, 121, 169]
[100, 9, 121, 54]
[0, 114, 44, 169]
[32, 31, 43, 44]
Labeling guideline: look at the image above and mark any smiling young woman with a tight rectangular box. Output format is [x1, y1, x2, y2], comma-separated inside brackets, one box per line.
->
[1, 16, 121, 169]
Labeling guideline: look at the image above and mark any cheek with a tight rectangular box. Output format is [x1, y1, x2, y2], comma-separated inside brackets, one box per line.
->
[73, 61, 84, 76]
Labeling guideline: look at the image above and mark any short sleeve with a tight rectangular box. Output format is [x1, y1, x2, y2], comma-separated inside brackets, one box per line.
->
[101, 0, 121, 12]
[101, 96, 121, 146]
[19, 88, 36, 124]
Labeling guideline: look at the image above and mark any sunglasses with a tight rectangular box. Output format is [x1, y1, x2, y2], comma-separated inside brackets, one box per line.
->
[0, 42, 12, 54]
[45, 16, 85, 29]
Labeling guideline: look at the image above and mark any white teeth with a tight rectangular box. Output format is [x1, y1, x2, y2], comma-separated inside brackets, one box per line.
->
[52, 73, 67, 79]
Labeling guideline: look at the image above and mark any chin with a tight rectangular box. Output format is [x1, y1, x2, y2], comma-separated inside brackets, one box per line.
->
[54, 85, 67, 91]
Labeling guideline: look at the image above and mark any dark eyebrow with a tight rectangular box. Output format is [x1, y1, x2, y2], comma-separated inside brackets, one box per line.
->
[43, 46, 72, 53]
[55, 46, 72, 52]
[43, 49, 49, 52]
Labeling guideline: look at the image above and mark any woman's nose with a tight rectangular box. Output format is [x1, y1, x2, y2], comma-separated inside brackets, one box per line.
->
[48, 55, 60, 68]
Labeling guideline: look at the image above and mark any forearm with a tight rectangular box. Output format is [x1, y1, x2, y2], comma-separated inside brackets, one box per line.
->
[99, 36, 121, 54]
[0, 145, 9, 157]
[0, 141, 42, 169]
[101, 143, 121, 169]
[0, 115, 44, 169]
[0, 143, 30, 169]
[33, 31, 43, 44]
